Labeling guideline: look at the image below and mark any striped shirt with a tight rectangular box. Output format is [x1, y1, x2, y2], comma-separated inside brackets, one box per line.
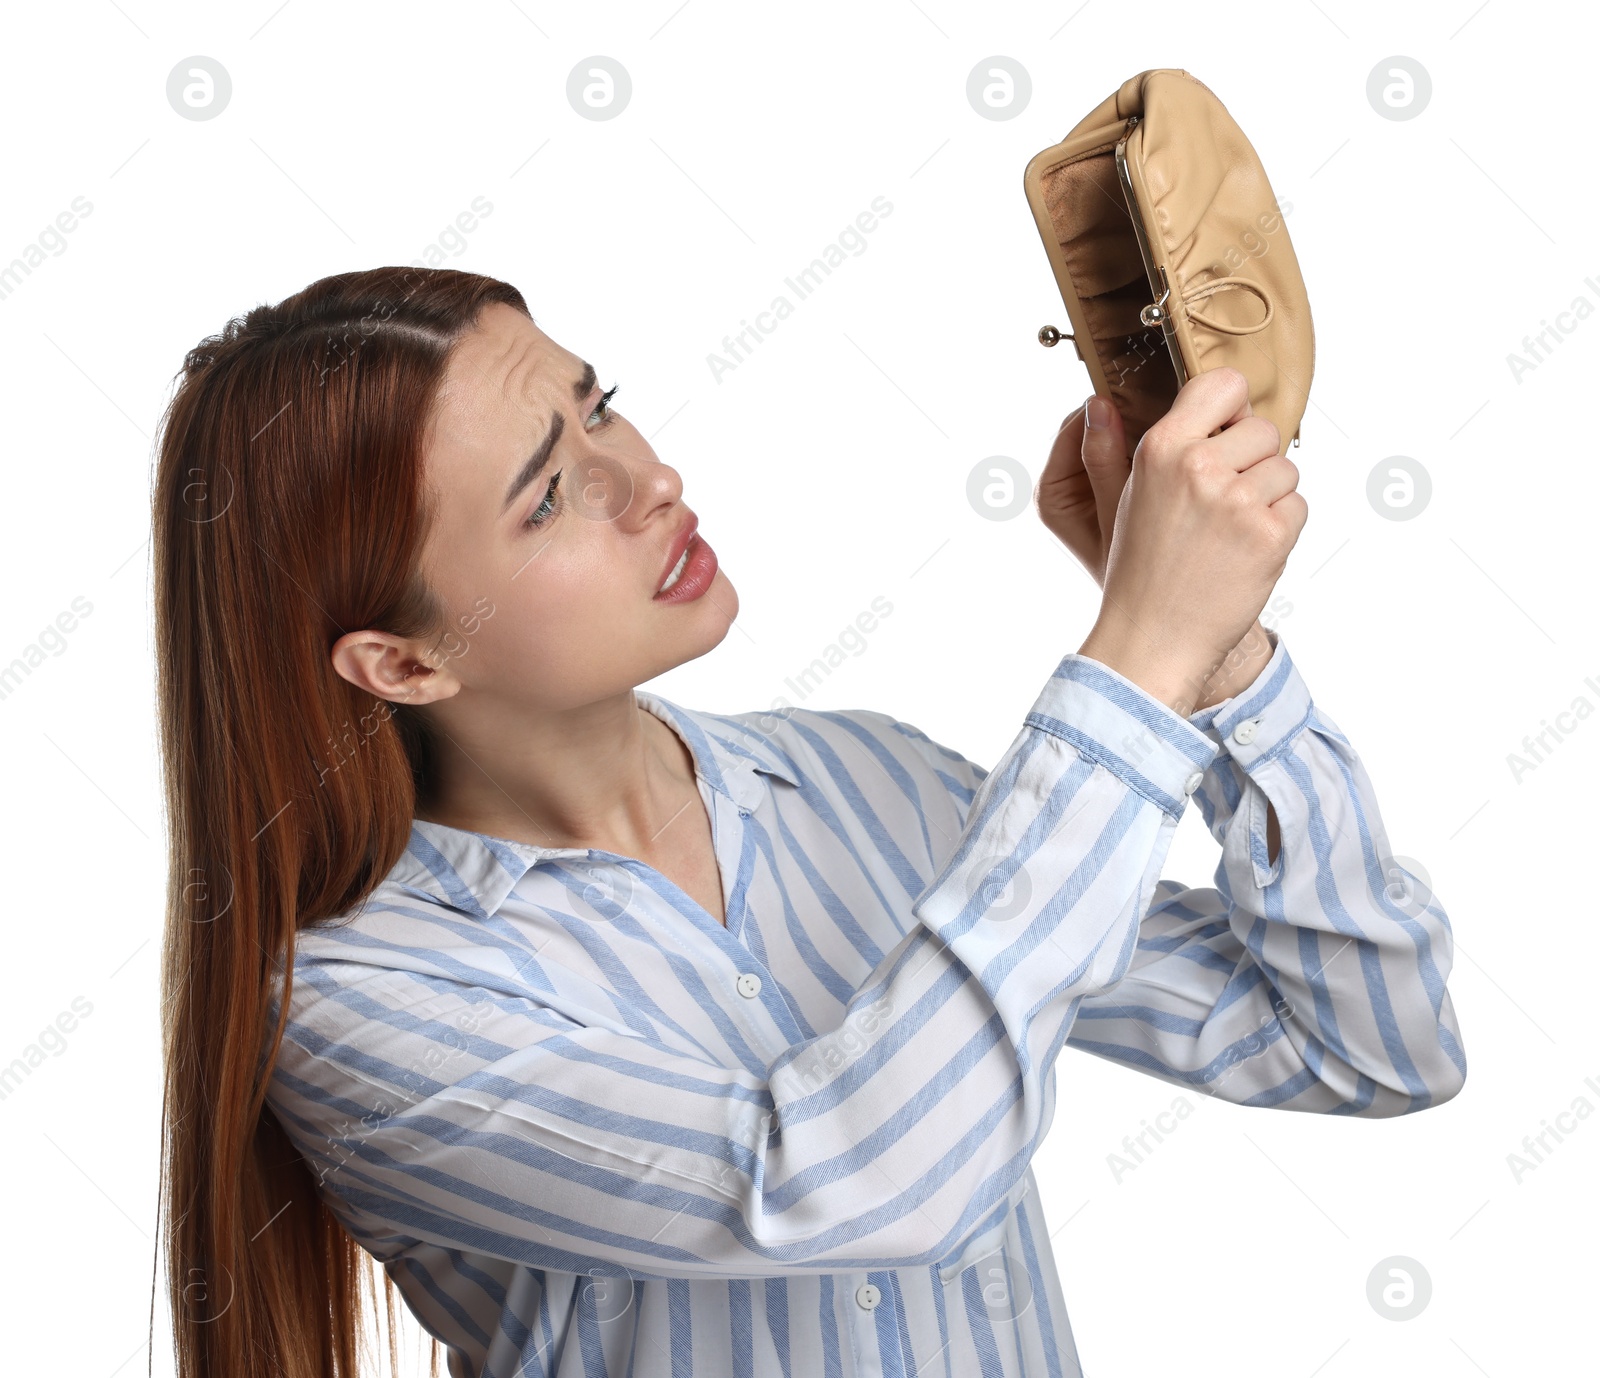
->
[264, 627, 1466, 1377]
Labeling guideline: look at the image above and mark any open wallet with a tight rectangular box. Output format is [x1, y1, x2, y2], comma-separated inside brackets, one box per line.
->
[1023, 68, 1314, 460]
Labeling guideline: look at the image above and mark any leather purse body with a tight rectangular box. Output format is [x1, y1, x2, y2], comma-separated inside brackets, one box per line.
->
[1023, 68, 1314, 459]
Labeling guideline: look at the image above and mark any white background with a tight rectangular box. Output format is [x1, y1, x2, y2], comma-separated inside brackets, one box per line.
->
[0, 1, 1594, 1374]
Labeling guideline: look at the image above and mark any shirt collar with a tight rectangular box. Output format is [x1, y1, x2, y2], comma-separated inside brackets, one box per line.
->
[383, 690, 799, 920]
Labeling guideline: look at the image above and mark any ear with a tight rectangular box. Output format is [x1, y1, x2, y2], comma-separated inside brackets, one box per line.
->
[329, 628, 462, 707]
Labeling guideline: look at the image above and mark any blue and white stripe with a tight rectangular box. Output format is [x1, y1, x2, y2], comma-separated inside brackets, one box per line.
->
[265, 627, 1465, 1376]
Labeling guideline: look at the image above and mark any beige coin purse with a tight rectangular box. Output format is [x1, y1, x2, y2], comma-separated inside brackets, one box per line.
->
[1024, 68, 1314, 458]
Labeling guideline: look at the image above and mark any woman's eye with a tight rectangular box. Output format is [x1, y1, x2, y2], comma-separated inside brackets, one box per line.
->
[523, 470, 562, 529]
[587, 382, 620, 429]
[522, 385, 616, 530]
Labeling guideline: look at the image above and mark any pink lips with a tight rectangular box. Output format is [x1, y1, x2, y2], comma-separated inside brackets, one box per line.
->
[652, 531, 718, 603]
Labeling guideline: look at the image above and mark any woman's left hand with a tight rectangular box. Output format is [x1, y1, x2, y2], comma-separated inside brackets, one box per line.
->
[1033, 395, 1130, 589]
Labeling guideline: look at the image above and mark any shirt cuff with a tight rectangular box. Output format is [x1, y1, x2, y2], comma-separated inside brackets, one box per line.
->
[1024, 653, 1222, 819]
[1185, 627, 1315, 772]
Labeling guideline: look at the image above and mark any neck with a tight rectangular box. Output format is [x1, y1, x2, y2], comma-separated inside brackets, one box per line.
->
[412, 689, 696, 856]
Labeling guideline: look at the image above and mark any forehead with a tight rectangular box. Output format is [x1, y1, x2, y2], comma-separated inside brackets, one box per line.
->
[434, 304, 579, 434]
[422, 306, 580, 512]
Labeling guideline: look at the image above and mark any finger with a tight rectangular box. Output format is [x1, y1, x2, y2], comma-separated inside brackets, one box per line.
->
[1037, 408, 1102, 551]
[1080, 394, 1131, 554]
[1206, 414, 1283, 476]
[1161, 366, 1254, 445]
[1238, 450, 1301, 508]
[1041, 405, 1089, 487]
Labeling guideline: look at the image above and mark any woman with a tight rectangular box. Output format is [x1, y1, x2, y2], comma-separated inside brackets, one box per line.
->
[154, 266, 1465, 1378]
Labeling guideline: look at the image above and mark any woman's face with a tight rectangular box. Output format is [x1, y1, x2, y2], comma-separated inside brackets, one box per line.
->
[402, 302, 736, 712]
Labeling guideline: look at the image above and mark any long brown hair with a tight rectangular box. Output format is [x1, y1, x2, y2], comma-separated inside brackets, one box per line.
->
[152, 267, 530, 1377]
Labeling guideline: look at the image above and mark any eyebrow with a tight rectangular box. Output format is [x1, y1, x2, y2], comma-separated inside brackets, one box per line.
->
[500, 359, 598, 515]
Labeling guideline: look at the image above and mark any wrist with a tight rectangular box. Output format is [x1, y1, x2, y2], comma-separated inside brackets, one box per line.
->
[1190, 621, 1275, 713]
[1077, 621, 1215, 717]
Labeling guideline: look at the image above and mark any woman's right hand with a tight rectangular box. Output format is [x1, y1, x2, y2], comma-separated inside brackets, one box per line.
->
[1078, 367, 1306, 714]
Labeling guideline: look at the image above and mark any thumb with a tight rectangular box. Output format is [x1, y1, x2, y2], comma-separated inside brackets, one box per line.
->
[1081, 394, 1131, 556]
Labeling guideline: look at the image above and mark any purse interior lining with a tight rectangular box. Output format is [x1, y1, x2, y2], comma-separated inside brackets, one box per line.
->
[1038, 150, 1179, 451]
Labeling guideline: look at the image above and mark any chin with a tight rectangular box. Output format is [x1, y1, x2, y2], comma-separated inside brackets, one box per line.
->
[659, 571, 737, 669]
[692, 570, 738, 641]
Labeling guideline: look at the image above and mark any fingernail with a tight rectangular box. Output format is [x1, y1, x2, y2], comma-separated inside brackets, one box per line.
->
[1085, 395, 1112, 430]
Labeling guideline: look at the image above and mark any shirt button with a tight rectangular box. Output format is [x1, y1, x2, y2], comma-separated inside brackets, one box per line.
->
[1183, 770, 1204, 795]
[855, 1283, 881, 1311]
[1232, 718, 1259, 745]
[738, 808, 750, 818]
[736, 973, 762, 999]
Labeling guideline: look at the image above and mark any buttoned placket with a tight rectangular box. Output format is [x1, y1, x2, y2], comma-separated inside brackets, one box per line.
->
[632, 704, 906, 1367]
[713, 758, 915, 1369]
[696, 765, 904, 1378]
[843, 1268, 903, 1378]
[705, 768, 904, 1375]
[705, 764, 808, 1059]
